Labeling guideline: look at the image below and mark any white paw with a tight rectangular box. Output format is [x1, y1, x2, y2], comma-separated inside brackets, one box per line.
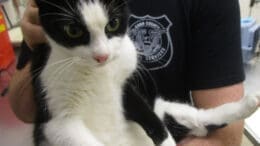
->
[245, 92, 260, 108]
[241, 93, 260, 118]
[160, 135, 176, 146]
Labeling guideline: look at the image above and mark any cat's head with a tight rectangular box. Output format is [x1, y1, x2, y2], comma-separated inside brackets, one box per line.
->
[35, 0, 131, 66]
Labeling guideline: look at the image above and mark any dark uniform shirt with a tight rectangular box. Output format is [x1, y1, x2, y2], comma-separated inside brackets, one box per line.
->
[127, 0, 245, 103]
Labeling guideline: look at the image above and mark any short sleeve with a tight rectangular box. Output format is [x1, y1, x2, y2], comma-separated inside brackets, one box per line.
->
[187, 0, 245, 90]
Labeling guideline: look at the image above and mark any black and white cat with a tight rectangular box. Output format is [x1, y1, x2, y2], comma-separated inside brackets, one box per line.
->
[17, 0, 260, 146]
[26, 0, 174, 145]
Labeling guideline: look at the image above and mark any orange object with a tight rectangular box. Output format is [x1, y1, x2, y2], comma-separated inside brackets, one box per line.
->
[0, 8, 15, 70]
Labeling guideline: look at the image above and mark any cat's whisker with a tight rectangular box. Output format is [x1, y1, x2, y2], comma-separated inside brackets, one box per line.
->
[108, 0, 117, 8]
[137, 63, 158, 92]
[129, 71, 141, 90]
[65, 0, 78, 15]
[50, 59, 74, 78]
[41, 0, 74, 17]
[42, 58, 75, 82]
[49, 57, 86, 85]
[47, 57, 76, 68]
[40, 13, 75, 20]
[18, 58, 75, 96]
[134, 68, 148, 93]
[74, 59, 95, 70]
[111, 0, 128, 13]
[47, 60, 76, 89]
[55, 60, 75, 79]
[53, 18, 74, 23]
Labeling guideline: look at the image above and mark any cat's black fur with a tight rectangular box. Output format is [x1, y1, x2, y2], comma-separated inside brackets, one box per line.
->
[123, 83, 169, 145]
[31, 44, 51, 145]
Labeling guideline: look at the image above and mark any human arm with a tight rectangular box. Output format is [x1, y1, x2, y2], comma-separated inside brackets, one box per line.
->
[180, 0, 246, 145]
[8, 0, 45, 123]
[8, 62, 36, 122]
[179, 83, 244, 146]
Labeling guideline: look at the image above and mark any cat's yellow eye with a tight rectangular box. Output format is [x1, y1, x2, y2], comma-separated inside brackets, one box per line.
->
[106, 18, 120, 33]
[64, 24, 83, 38]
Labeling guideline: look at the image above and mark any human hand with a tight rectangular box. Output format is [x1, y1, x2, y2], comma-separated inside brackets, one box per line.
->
[20, 0, 46, 49]
[8, 62, 36, 123]
[7, 0, 45, 123]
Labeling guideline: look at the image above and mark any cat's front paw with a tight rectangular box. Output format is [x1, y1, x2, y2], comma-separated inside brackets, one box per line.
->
[245, 92, 260, 108]
[240, 92, 260, 118]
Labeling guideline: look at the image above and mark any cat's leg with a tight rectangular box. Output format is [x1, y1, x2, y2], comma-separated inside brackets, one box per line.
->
[159, 132, 177, 146]
[155, 93, 260, 140]
[123, 84, 176, 146]
[44, 117, 104, 146]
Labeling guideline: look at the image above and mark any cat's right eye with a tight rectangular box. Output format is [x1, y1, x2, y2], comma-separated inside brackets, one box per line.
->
[64, 24, 84, 39]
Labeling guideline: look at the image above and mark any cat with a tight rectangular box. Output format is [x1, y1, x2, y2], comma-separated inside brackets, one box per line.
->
[16, 0, 260, 146]
[24, 0, 174, 145]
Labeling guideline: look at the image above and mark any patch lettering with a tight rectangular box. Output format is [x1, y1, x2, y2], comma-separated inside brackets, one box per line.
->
[129, 15, 174, 70]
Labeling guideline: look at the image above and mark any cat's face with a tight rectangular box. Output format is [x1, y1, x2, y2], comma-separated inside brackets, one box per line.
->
[36, 0, 129, 65]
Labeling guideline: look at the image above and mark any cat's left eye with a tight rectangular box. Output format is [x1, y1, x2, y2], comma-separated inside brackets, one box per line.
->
[105, 18, 121, 33]
[64, 24, 84, 39]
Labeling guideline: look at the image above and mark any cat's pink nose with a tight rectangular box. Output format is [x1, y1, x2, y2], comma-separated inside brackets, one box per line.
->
[94, 54, 109, 63]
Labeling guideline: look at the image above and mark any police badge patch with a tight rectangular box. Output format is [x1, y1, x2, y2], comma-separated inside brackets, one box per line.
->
[129, 15, 174, 70]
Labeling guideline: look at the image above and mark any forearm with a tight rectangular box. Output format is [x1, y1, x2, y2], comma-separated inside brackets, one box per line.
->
[181, 83, 245, 146]
[8, 62, 36, 122]
[180, 121, 244, 146]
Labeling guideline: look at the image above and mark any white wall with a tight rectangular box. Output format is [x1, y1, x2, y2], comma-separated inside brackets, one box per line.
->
[239, 0, 260, 22]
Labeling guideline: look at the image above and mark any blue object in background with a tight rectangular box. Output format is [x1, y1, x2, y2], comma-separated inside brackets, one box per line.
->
[241, 17, 260, 63]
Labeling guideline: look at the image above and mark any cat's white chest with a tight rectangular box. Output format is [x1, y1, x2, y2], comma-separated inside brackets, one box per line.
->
[40, 57, 152, 146]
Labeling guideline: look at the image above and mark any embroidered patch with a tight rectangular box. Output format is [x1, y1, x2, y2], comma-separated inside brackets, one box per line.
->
[129, 15, 174, 70]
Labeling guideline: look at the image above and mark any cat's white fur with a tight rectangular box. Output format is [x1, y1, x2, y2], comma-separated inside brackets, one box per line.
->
[39, 1, 175, 146]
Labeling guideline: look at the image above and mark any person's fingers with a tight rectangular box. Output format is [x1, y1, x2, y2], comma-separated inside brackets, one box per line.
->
[20, 0, 46, 49]
[8, 62, 36, 123]
[30, 0, 37, 7]
[26, 6, 40, 25]
[23, 0, 39, 24]
[21, 20, 46, 48]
